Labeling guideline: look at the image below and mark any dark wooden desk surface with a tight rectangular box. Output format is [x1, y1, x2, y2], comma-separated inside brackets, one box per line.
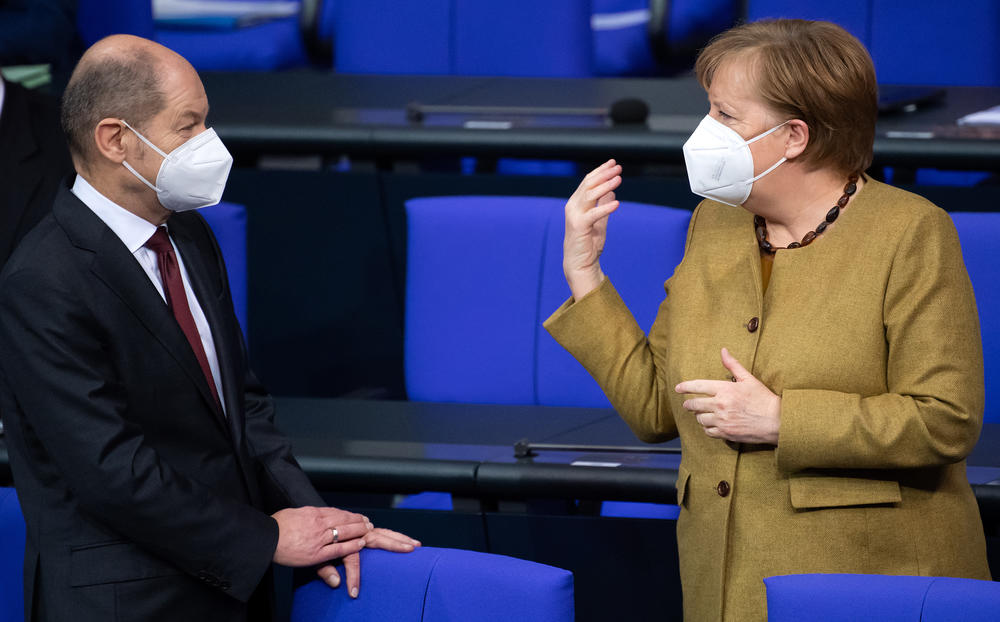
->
[201, 71, 1000, 170]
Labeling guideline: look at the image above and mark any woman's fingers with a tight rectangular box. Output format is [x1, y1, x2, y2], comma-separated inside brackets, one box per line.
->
[582, 200, 620, 229]
[585, 174, 622, 203]
[583, 159, 618, 185]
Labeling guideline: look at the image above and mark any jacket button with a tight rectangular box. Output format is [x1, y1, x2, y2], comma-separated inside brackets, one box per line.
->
[747, 317, 759, 333]
[717, 480, 731, 497]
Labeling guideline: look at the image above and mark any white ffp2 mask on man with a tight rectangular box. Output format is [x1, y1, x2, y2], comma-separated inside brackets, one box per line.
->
[682, 115, 788, 207]
[121, 120, 234, 212]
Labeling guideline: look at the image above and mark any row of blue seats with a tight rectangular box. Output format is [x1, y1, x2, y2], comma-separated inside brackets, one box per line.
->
[76, 1, 1000, 86]
[0, 488, 574, 622]
[2, 486, 997, 621]
[404, 196, 1000, 424]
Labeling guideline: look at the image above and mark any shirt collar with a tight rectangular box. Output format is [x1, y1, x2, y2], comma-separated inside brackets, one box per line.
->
[71, 175, 161, 254]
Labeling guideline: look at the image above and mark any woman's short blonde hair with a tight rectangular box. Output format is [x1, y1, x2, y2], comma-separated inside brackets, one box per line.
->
[695, 19, 878, 176]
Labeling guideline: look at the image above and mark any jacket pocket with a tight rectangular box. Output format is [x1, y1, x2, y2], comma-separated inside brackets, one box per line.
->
[789, 474, 902, 510]
[675, 464, 691, 508]
[70, 540, 184, 587]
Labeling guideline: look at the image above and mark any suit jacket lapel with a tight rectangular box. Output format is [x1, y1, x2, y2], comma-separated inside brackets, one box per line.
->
[170, 223, 243, 433]
[53, 189, 229, 434]
[171, 218, 264, 507]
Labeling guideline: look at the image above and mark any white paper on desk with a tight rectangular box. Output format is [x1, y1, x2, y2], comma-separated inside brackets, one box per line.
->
[153, 0, 299, 20]
[957, 105, 1000, 126]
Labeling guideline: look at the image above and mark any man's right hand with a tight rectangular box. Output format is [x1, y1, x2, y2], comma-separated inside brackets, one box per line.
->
[563, 159, 622, 301]
[271, 506, 372, 567]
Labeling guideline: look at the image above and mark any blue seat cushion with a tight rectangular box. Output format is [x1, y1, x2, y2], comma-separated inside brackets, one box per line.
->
[0, 488, 25, 622]
[921, 576, 1000, 622]
[291, 547, 573, 621]
[765, 574, 1000, 622]
[765, 574, 929, 621]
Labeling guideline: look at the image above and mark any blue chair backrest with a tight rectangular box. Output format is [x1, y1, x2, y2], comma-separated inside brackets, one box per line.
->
[950, 212, 1000, 424]
[77, 0, 155, 46]
[333, 0, 591, 77]
[335, 0, 452, 74]
[404, 196, 690, 406]
[0, 488, 25, 622]
[765, 573, 1000, 622]
[291, 546, 574, 621]
[591, 0, 737, 76]
[536, 201, 689, 407]
[453, 0, 592, 78]
[747, 1, 1000, 86]
[200, 201, 249, 339]
[77, 0, 307, 71]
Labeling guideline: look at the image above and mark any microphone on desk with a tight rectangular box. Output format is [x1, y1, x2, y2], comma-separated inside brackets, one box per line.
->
[406, 97, 650, 126]
[608, 97, 650, 125]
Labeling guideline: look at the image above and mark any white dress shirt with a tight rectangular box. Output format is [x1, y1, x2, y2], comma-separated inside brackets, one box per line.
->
[0, 77, 6, 118]
[71, 175, 227, 414]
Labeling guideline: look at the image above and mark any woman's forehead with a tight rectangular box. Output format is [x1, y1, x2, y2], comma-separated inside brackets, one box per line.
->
[708, 56, 759, 101]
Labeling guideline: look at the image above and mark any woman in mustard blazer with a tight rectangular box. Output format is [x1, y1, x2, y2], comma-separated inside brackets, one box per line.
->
[545, 19, 990, 622]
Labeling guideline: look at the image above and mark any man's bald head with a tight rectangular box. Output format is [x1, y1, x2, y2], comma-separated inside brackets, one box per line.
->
[60, 36, 193, 167]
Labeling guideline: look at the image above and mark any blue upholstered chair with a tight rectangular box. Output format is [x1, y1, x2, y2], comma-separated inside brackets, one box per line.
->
[333, 0, 591, 77]
[200, 201, 249, 338]
[0, 488, 25, 622]
[747, 0, 1000, 87]
[77, 0, 308, 71]
[404, 196, 691, 407]
[592, 0, 737, 76]
[765, 573, 1000, 621]
[950, 212, 1000, 424]
[291, 546, 574, 622]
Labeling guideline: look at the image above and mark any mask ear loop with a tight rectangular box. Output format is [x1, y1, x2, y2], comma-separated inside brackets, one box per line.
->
[743, 119, 791, 147]
[743, 120, 791, 182]
[120, 120, 168, 192]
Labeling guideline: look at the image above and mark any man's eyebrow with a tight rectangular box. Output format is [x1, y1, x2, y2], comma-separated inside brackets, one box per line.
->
[176, 109, 203, 125]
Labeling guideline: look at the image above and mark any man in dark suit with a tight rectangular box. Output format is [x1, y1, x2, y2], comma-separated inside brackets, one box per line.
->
[0, 35, 418, 622]
[0, 74, 74, 269]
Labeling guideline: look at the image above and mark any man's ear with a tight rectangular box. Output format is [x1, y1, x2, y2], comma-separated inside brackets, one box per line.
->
[93, 118, 128, 164]
[783, 119, 809, 160]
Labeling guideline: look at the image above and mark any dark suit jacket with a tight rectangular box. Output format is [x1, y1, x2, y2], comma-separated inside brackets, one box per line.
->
[0, 78, 74, 270]
[0, 181, 324, 622]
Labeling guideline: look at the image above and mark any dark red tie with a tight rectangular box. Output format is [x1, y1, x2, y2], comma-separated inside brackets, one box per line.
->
[145, 227, 221, 408]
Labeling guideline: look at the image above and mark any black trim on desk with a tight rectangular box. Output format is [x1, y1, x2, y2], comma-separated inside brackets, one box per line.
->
[476, 462, 678, 504]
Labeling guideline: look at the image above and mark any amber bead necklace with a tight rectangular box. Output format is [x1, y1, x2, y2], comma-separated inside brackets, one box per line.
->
[754, 174, 860, 253]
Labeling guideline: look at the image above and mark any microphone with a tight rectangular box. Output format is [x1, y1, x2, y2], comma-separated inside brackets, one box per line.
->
[608, 97, 650, 125]
[406, 97, 650, 126]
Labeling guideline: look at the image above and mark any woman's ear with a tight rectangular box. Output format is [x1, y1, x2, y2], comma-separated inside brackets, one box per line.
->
[783, 119, 809, 160]
[93, 118, 128, 164]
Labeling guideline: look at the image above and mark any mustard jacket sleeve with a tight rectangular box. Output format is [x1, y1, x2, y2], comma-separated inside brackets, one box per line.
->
[542, 207, 703, 443]
[777, 206, 984, 472]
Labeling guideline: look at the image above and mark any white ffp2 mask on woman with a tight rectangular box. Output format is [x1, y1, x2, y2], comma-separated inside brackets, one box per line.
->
[682, 115, 788, 207]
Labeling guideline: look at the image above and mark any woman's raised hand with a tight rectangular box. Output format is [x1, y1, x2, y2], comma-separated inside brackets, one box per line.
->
[563, 159, 622, 300]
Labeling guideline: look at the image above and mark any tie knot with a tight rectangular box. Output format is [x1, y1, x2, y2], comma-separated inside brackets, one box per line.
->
[145, 227, 172, 255]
